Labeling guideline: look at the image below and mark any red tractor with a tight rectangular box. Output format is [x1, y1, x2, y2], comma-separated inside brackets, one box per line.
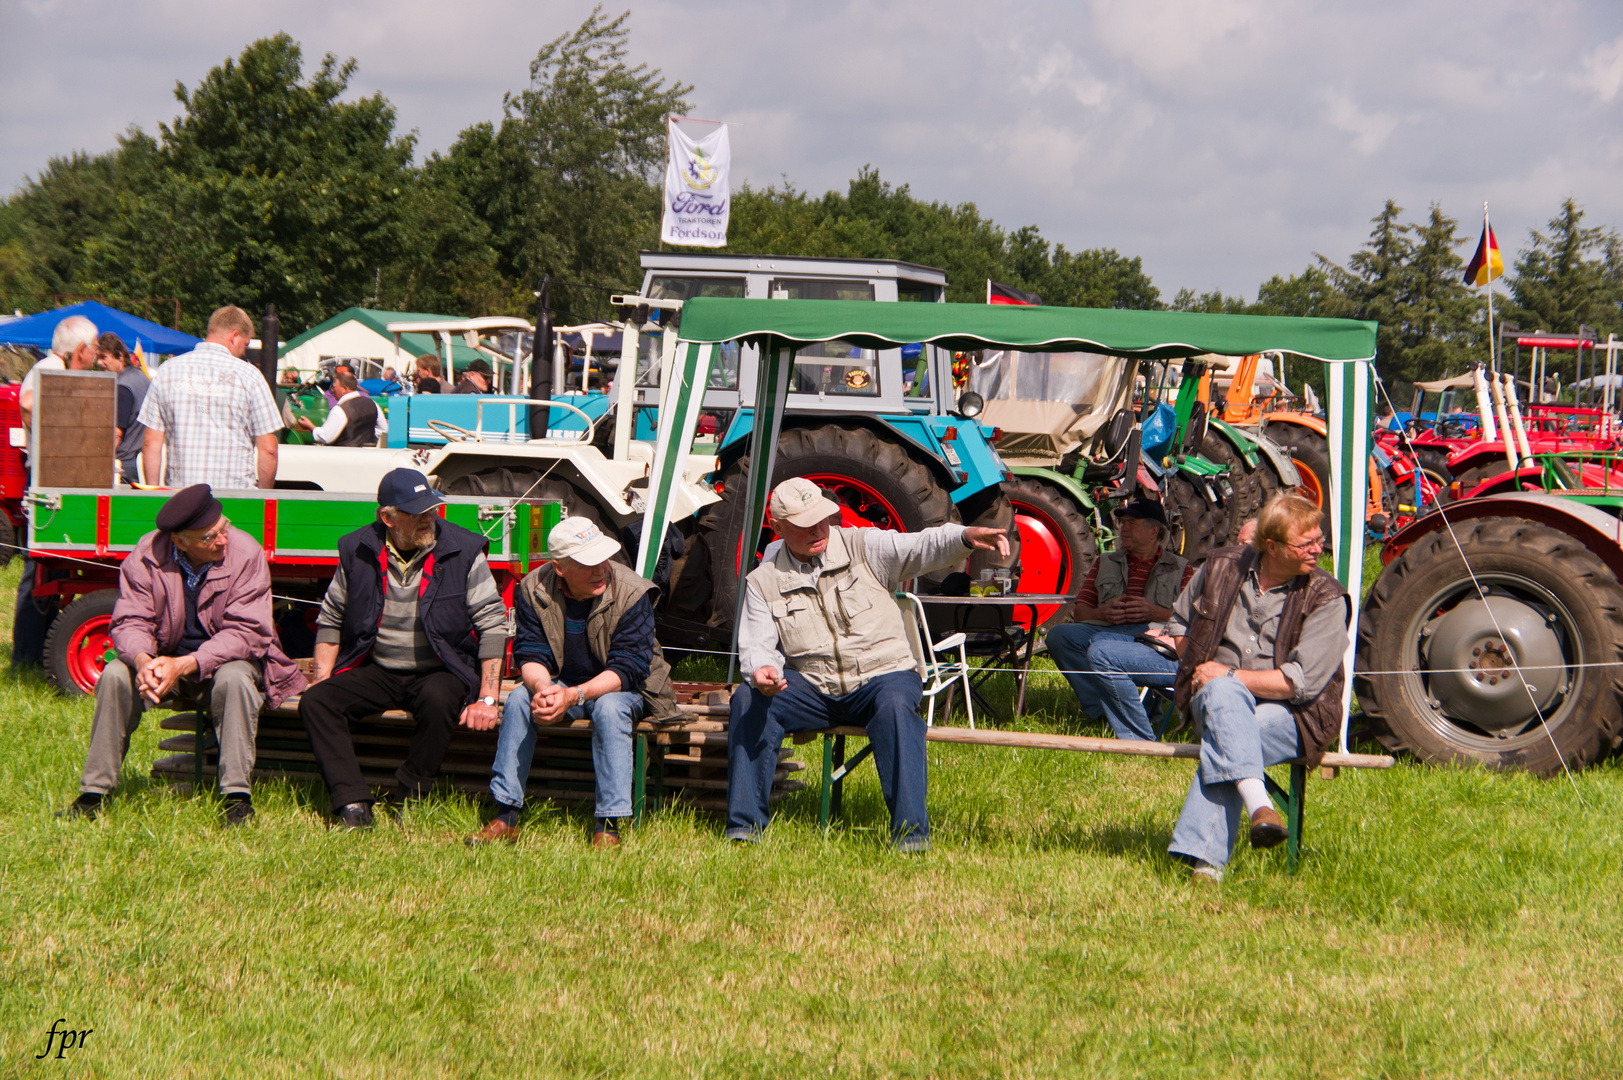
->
[0, 384, 27, 566]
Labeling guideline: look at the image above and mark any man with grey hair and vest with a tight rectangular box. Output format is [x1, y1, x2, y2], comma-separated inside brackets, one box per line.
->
[1045, 498, 1193, 740]
[1163, 492, 1349, 883]
[469, 516, 681, 849]
[294, 368, 385, 446]
[727, 477, 1010, 852]
[299, 468, 509, 828]
[13, 313, 99, 671]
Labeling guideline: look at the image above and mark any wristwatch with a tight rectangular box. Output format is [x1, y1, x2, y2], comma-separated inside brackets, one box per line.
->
[576, 687, 587, 707]
[1224, 666, 1238, 679]
[481, 695, 496, 707]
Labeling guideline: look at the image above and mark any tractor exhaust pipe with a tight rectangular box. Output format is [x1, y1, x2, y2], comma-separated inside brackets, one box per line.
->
[530, 278, 552, 441]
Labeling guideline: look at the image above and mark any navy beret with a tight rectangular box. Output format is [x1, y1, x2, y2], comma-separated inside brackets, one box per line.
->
[155, 484, 223, 534]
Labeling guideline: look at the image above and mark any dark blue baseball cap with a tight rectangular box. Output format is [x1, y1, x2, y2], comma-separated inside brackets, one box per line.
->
[377, 468, 444, 514]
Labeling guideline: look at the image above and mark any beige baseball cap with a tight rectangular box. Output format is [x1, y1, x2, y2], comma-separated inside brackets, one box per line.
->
[769, 477, 842, 527]
[547, 516, 622, 566]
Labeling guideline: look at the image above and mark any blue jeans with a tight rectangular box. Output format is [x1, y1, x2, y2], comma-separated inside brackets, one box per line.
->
[1086, 636, 1178, 741]
[727, 669, 927, 846]
[490, 685, 646, 819]
[1045, 621, 1149, 728]
[1167, 677, 1304, 869]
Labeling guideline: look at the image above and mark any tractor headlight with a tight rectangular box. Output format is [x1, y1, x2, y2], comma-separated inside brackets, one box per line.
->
[956, 391, 985, 419]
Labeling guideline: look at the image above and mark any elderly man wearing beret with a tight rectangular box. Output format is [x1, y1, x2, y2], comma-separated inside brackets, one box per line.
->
[61, 484, 306, 825]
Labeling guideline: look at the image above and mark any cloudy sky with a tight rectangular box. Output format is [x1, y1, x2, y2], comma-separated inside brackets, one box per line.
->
[5, 0, 1622, 299]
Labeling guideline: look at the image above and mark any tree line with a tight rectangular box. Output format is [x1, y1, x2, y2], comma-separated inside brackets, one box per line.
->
[1, 7, 1619, 399]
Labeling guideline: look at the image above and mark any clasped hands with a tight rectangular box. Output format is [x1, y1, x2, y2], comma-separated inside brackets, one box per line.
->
[134, 654, 199, 705]
[1095, 594, 1158, 625]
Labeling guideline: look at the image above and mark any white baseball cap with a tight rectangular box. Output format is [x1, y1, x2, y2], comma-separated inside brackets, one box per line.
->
[769, 477, 842, 527]
[547, 516, 622, 566]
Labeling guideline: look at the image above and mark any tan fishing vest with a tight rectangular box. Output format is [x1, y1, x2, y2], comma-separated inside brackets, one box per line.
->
[1088, 546, 1189, 621]
[748, 528, 917, 696]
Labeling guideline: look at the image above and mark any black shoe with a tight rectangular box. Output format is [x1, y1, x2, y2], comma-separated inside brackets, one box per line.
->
[224, 797, 255, 827]
[335, 802, 374, 829]
[59, 793, 103, 821]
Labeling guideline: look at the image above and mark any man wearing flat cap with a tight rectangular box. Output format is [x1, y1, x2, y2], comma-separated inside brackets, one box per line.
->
[1045, 498, 1194, 740]
[299, 468, 509, 828]
[469, 516, 681, 848]
[452, 357, 494, 395]
[727, 477, 1011, 852]
[61, 484, 306, 825]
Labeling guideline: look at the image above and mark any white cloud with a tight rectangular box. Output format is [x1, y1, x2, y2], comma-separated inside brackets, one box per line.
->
[1576, 32, 1623, 102]
[1321, 90, 1401, 156]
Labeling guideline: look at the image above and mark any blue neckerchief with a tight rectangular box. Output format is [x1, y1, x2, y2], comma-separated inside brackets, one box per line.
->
[173, 547, 210, 591]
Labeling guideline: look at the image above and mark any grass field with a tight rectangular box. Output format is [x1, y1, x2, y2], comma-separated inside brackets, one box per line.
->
[2, 557, 1621, 1078]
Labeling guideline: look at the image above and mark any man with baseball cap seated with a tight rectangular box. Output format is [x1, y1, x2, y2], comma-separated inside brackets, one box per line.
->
[469, 516, 681, 848]
[299, 468, 509, 828]
[61, 484, 306, 825]
[1045, 497, 1194, 740]
[452, 357, 495, 395]
[727, 477, 1011, 852]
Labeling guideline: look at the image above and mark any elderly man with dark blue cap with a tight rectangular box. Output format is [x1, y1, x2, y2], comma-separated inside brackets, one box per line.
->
[62, 483, 306, 826]
[299, 468, 509, 828]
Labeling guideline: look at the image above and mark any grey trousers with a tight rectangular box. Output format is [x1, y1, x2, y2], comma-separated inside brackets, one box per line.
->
[80, 658, 264, 796]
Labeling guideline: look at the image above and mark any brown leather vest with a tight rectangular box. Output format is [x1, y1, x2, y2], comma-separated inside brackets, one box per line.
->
[1173, 545, 1350, 768]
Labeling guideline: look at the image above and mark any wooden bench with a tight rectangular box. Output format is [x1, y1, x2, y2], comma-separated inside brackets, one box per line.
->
[149, 682, 806, 822]
[798, 725, 1394, 870]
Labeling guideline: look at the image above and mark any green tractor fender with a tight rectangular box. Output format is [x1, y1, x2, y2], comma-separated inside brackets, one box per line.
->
[1009, 466, 1097, 512]
[1208, 418, 1301, 488]
[1206, 417, 1259, 468]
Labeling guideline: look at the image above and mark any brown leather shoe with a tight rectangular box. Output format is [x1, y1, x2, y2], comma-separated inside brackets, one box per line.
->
[1249, 805, 1288, 849]
[591, 817, 622, 848]
[466, 818, 519, 846]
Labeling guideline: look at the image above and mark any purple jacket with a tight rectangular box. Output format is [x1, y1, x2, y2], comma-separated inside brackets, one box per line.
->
[110, 527, 307, 707]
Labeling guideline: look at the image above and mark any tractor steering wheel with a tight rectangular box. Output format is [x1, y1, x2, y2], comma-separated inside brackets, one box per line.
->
[426, 419, 479, 443]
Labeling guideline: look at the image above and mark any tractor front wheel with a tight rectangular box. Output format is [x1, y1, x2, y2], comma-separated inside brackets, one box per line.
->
[45, 590, 120, 696]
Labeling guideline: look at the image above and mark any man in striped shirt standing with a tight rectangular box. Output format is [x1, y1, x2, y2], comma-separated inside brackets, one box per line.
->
[1045, 499, 1194, 740]
[300, 469, 508, 827]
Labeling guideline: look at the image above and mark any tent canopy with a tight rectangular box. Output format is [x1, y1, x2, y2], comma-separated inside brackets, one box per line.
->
[1413, 373, 1477, 393]
[675, 298, 1377, 362]
[0, 300, 200, 354]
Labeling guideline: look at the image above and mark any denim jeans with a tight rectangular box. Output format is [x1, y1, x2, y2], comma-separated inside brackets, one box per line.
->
[1044, 621, 1149, 724]
[490, 684, 646, 819]
[1167, 676, 1303, 869]
[727, 669, 927, 846]
[1086, 636, 1178, 741]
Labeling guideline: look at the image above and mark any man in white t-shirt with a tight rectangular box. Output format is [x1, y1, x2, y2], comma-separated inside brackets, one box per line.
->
[19, 314, 99, 460]
[138, 306, 283, 490]
[13, 314, 99, 671]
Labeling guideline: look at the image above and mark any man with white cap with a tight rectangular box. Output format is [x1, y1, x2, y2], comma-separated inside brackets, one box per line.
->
[469, 516, 680, 848]
[727, 477, 1010, 852]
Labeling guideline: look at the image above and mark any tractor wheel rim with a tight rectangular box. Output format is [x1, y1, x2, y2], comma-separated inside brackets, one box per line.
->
[1291, 458, 1323, 507]
[1401, 573, 1582, 751]
[1009, 499, 1075, 629]
[66, 615, 114, 694]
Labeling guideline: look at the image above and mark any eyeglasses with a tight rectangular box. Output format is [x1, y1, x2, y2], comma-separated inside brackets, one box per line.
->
[185, 518, 232, 546]
[1275, 535, 1325, 554]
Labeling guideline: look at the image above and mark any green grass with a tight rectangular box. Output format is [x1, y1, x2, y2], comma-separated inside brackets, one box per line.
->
[2, 558, 1622, 1078]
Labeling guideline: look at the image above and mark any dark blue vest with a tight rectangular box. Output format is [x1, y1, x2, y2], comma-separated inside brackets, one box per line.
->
[332, 518, 489, 704]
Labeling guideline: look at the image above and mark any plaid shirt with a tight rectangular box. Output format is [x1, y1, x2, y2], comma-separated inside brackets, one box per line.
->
[136, 342, 283, 489]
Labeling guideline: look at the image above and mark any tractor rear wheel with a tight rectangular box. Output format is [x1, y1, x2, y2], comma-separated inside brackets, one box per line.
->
[1163, 471, 1227, 561]
[1196, 432, 1264, 544]
[1003, 478, 1096, 629]
[442, 468, 626, 565]
[699, 425, 959, 633]
[1354, 517, 1623, 775]
[0, 513, 14, 570]
[45, 590, 120, 696]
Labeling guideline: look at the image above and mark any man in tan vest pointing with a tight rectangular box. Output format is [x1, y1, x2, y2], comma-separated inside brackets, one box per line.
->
[727, 478, 1010, 852]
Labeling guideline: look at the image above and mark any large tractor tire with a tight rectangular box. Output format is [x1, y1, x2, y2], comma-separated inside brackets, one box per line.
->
[1163, 471, 1228, 561]
[1354, 517, 1623, 776]
[45, 590, 119, 696]
[1413, 447, 1453, 485]
[1003, 478, 1097, 629]
[1197, 432, 1264, 545]
[0, 513, 15, 570]
[699, 424, 959, 631]
[1265, 422, 1332, 513]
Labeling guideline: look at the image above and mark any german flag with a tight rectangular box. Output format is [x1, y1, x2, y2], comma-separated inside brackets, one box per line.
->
[1463, 224, 1503, 286]
[987, 280, 1041, 306]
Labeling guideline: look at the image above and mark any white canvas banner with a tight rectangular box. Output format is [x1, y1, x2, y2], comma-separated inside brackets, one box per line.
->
[661, 123, 730, 247]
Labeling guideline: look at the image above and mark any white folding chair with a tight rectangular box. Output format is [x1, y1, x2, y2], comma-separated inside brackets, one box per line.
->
[898, 592, 975, 729]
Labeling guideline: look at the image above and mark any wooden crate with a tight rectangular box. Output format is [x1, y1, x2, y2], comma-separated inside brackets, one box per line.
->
[32, 370, 116, 489]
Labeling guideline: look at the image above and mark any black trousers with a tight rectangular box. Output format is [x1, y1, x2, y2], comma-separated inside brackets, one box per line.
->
[299, 663, 467, 811]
